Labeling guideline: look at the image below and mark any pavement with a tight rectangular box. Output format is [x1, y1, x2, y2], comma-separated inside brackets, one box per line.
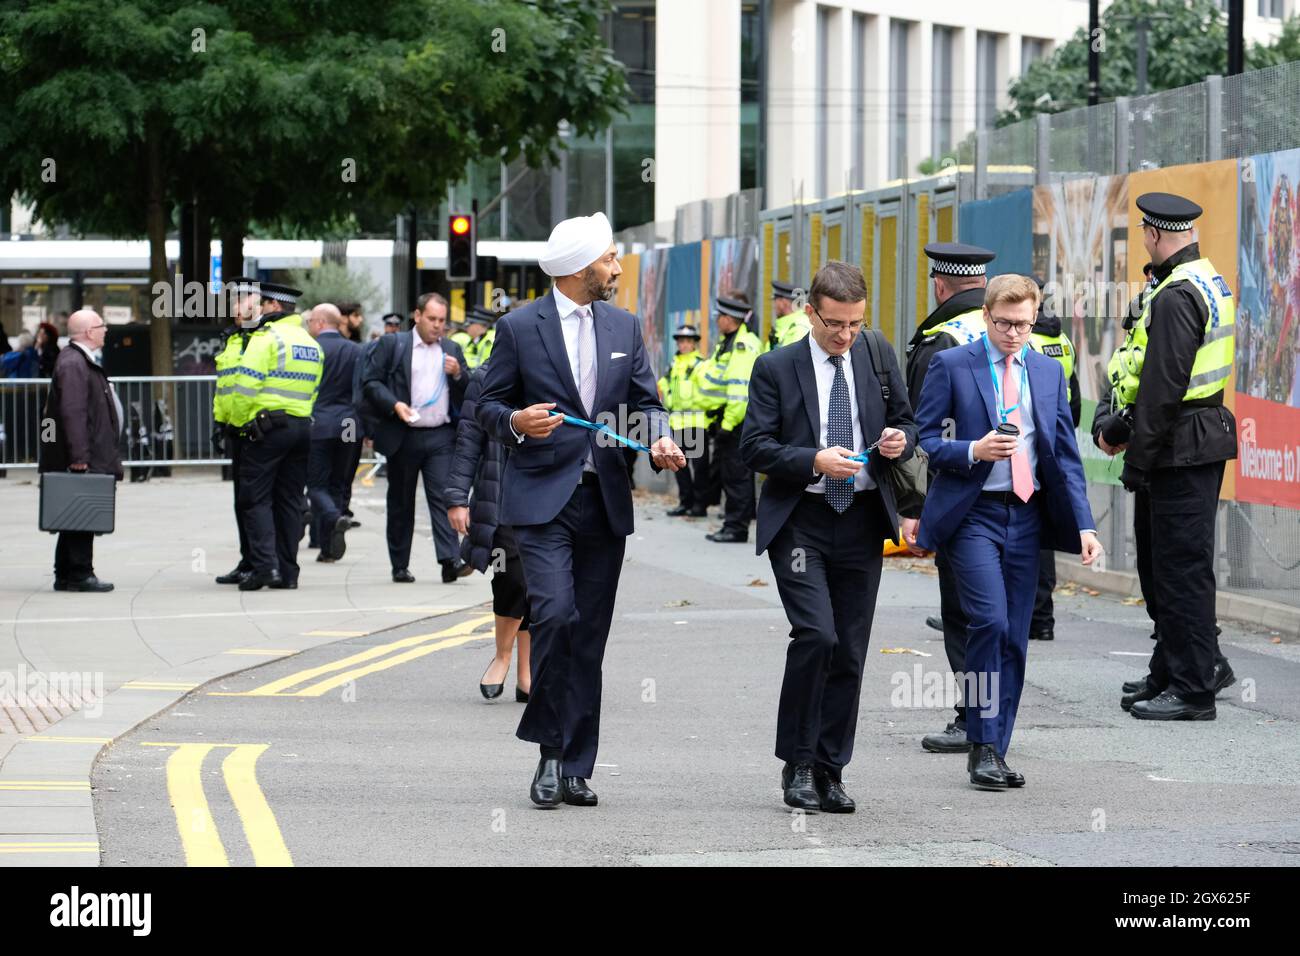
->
[3, 473, 1299, 867]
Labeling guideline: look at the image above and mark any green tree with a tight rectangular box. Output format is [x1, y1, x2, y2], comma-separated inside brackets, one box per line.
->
[287, 261, 383, 317]
[0, 0, 629, 373]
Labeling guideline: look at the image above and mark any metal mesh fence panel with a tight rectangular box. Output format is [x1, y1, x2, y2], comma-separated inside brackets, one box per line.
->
[1049, 106, 1116, 178]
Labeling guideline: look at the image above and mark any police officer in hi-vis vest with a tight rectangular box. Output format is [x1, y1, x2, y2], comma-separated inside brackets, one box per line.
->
[900, 242, 995, 755]
[224, 281, 324, 591]
[658, 324, 710, 517]
[1024, 275, 1082, 641]
[1106, 192, 1238, 721]
[768, 279, 810, 350]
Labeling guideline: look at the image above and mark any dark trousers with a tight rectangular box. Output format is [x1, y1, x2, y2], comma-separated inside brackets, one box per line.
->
[384, 425, 457, 571]
[236, 416, 311, 582]
[228, 435, 252, 571]
[514, 479, 625, 779]
[307, 437, 354, 541]
[715, 428, 755, 536]
[342, 437, 364, 514]
[1142, 462, 1225, 705]
[1031, 548, 1057, 634]
[671, 426, 709, 510]
[947, 496, 1042, 755]
[54, 531, 95, 581]
[935, 547, 970, 725]
[768, 492, 886, 773]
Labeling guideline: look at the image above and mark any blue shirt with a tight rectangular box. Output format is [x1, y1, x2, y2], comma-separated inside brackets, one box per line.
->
[969, 348, 1040, 493]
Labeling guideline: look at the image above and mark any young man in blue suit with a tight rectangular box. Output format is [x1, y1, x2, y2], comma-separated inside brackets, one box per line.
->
[477, 212, 686, 808]
[910, 274, 1103, 790]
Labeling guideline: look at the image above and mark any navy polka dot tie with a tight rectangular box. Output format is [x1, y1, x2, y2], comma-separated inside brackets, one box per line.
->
[827, 354, 854, 513]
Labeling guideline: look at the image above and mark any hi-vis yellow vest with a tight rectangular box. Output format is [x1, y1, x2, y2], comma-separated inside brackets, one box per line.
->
[465, 329, 495, 370]
[695, 329, 761, 431]
[1028, 332, 1076, 401]
[226, 314, 324, 426]
[657, 352, 708, 430]
[773, 311, 810, 348]
[1107, 257, 1235, 408]
[213, 330, 249, 425]
[922, 308, 985, 347]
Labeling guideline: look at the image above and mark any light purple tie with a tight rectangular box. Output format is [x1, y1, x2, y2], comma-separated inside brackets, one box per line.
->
[577, 306, 596, 417]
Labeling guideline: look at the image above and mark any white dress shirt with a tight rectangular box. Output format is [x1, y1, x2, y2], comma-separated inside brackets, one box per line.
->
[806, 335, 874, 493]
[409, 330, 450, 428]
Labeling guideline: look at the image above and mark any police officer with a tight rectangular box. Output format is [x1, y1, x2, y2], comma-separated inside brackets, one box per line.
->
[226, 282, 324, 591]
[901, 242, 994, 754]
[463, 305, 497, 371]
[1106, 193, 1237, 719]
[698, 291, 761, 543]
[658, 324, 710, 517]
[1024, 275, 1081, 640]
[212, 278, 264, 586]
[448, 307, 472, 353]
[769, 279, 810, 350]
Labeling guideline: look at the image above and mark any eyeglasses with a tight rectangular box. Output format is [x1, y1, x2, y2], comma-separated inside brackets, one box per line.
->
[991, 319, 1034, 335]
[811, 304, 865, 336]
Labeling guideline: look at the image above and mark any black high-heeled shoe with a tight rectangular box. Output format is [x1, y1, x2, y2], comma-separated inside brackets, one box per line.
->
[480, 660, 505, 700]
[516, 686, 530, 703]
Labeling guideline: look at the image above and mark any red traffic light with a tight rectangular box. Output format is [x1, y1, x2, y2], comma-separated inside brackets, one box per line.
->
[451, 215, 471, 235]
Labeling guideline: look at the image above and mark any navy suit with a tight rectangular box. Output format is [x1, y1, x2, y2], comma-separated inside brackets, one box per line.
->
[308, 330, 361, 541]
[362, 331, 469, 570]
[915, 339, 1093, 755]
[477, 291, 669, 778]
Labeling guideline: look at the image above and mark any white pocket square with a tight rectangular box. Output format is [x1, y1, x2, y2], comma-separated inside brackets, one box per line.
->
[611, 351, 627, 359]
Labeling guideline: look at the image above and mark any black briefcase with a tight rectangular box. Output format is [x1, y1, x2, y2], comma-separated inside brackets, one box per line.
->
[38, 472, 117, 534]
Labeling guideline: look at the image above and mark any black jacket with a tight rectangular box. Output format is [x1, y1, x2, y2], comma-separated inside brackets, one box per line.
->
[39, 344, 123, 479]
[445, 375, 514, 572]
[1124, 243, 1237, 476]
[1032, 305, 1082, 428]
[740, 332, 918, 555]
[361, 330, 469, 457]
[905, 286, 986, 407]
[311, 330, 361, 440]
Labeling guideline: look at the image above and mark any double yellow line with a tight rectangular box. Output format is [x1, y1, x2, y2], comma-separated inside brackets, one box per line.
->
[211, 613, 495, 698]
[142, 742, 291, 867]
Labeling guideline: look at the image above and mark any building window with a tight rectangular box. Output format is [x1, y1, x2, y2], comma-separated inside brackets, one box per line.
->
[608, 0, 655, 231]
[889, 20, 910, 180]
[740, 3, 762, 191]
[976, 31, 999, 130]
[852, 13, 867, 188]
[816, 5, 832, 198]
[932, 26, 954, 163]
[1258, 0, 1285, 19]
[1021, 36, 1048, 73]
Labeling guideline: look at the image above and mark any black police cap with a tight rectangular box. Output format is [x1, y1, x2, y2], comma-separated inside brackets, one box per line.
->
[1136, 192, 1202, 232]
[924, 242, 995, 277]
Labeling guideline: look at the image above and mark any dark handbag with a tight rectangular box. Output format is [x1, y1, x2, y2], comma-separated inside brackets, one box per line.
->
[860, 329, 927, 516]
[39, 471, 116, 534]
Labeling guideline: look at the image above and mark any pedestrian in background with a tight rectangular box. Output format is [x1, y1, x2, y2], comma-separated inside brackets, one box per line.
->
[39, 309, 122, 592]
[306, 303, 361, 562]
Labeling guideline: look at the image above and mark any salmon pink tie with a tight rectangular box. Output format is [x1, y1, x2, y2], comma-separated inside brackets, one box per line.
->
[1004, 356, 1034, 503]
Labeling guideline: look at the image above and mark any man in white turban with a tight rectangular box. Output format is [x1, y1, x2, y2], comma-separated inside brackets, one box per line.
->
[477, 212, 685, 808]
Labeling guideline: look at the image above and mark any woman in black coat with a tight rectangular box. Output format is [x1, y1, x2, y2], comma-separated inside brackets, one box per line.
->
[445, 372, 531, 701]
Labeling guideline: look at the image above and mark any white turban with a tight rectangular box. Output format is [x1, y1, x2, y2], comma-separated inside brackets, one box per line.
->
[539, 212, 613, 278]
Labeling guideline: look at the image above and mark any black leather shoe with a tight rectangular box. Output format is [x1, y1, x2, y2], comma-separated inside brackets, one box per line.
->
[269, 577, 298, 589]
[1121, 675, 1151, 695]
[781, 762, 820, 810]
[706, 529, 748, 543]
[238, 570, 282, 591]
[925, 616, 943, 632]
[922, 721, 972, 753]
[1121, 682, 1160, 711]
[327, 516, 348, 560]
[1130, 691, 1216, 721]
[561, 777, 598, 807]
[54, 575, 114, 593]
[315, 552, 336, 563]
[215, 566, 252, 585]
[666, 504, 690, 517]
[968, 744, 1009, 790]
[813, 768, 856, 813]
[993, 751, 1025, 788]
[688, 507, 709, 517]
[529, 758, 563, 807]
[1029, 627, 1054, 641]
[515, 686, 530, 703]
[479, 660, 504, 700]
[392, 568, 415, 583]
[440, 558, 469, 583]
[1214, 661, 1236, 694]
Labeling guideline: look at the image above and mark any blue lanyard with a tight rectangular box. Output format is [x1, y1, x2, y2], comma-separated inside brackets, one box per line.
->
[982, 334, 1028, 424]
[547, 409, 652, 454]
[416, 348, 446, 410]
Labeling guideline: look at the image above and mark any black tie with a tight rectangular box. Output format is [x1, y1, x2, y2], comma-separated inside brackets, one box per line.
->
[827, 354, 854, 513]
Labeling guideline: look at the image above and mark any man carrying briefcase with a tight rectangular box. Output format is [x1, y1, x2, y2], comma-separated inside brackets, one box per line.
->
[38, 309, 123, 592]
